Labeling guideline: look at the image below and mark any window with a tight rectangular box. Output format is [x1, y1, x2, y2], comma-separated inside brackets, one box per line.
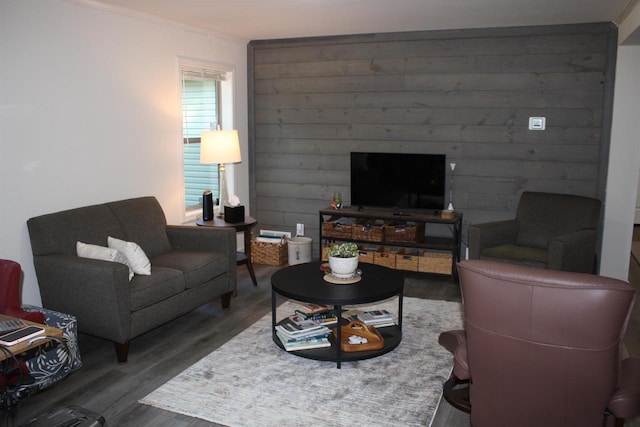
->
[180, 61, 234, 219]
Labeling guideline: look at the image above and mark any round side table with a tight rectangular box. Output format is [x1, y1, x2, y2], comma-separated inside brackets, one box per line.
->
[196, 216, 258, 286]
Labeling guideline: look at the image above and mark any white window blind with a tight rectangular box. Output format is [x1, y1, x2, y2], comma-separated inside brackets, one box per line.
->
[181, 64, 226, 210]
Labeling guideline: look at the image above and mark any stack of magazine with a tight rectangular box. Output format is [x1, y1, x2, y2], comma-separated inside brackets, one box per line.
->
[275, 315, 332, 351]
[347, 309, 396, 328]
[275, 304, 337, 351]
[293, 303, 338, 326]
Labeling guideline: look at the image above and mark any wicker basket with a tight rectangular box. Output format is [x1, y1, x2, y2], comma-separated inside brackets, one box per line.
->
[395, 248, 420, 272]
[373, 247, 397, 269]
[358, 246, 376, 264]
[251, 238, 288, 266]
[418, 251, 453, 275]
[353, 219, 385, 242]
[384, 221, 425, 243]
[322, 220, 353, 239]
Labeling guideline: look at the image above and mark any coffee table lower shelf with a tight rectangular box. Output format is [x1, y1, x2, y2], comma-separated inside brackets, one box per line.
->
[273, 324, 402, 363]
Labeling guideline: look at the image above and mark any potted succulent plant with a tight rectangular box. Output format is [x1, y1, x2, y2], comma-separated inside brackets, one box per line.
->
[328, 242, 359, 278]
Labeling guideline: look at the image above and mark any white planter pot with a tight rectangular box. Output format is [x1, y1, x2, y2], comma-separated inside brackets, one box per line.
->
[328, 255, 359, 278]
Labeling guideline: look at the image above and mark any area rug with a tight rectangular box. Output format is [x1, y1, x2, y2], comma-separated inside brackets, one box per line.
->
[140, 297, 463, 427]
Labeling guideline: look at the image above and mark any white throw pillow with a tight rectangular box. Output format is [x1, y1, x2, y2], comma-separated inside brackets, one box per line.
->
[107, 236, 151, 275]
[76, 241, 134, 280]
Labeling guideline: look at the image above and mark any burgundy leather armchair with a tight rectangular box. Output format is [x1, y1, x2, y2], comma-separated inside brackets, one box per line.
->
[0, 259, 44, 323]
[440, 259, 640, 427]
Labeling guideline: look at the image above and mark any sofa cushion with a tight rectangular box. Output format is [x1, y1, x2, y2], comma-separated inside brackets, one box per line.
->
[105, 197, 172, 258]
[152, 250, 229, 289]
[481, 244, 547, 268]
[129, 267, 185, 311]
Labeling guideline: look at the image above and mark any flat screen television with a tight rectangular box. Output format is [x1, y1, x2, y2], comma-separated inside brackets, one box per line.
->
[350, 152, 446, 211]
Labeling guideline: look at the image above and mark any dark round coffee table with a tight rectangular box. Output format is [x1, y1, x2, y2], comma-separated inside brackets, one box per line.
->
[271, 261, 404, 368]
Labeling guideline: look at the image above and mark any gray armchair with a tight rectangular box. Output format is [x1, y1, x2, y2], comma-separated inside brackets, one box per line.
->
[468, 191, 601, 273]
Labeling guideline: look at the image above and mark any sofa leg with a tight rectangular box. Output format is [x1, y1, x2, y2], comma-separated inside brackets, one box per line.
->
[221, 291, 232, 309]
[114, 341, 130, 364]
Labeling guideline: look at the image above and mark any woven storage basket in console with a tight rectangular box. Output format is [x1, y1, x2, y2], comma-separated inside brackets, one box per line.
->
[384, 221, 425, 243]
[322, 220, 353, 239]
[418, 251, 452, 275]
[251, 237, 287, 266]
[353, 219, 385, 242]
[373, 247, 396, 269]
[395, 248, 419, 272]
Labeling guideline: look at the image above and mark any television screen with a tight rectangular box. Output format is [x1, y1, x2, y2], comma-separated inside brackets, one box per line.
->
[350, 152, 446, 211]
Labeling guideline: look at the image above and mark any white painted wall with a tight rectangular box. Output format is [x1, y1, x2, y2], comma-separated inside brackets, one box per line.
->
[0, 0, 249, 305]
[600, 44, 640, 280]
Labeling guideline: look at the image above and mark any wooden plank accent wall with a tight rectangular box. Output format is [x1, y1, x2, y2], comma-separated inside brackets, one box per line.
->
[247, 23, 617, 257]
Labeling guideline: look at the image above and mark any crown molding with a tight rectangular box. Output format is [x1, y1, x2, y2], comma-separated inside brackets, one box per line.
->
[62, 0, 248, 43]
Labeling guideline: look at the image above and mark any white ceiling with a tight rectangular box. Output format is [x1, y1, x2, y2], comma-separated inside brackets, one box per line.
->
[89, 0, 631, 41]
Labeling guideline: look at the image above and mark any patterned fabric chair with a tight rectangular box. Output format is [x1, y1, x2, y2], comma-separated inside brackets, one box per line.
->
[0, 259, 82, 396]
[22, 305, 82, 391]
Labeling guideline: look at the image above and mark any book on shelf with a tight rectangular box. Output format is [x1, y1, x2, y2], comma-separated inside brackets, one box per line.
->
[294, 309, 338, 325]
[275, 325, 330, 341]
[310, 316, 338, 326]
[276, 331, 331, 351]
[278, 315, 324, 334]
[347, 309, 396, 327]
[275, 316, 331, 341]
[294, 303, 331, 317]
[276, 329, 330, 343]
[255, 235, 285, 243]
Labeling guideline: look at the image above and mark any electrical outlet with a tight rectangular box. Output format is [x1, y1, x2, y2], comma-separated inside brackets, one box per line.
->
[296, 223, 304, 236]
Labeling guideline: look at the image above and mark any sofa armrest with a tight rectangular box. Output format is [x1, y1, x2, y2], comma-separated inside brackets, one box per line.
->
[166, 225, 236, 253]
[547, 229, 597, 273]
[33, 254, 132, 343]
[468, 220, 519, 259]
[166, 225, 237, 292]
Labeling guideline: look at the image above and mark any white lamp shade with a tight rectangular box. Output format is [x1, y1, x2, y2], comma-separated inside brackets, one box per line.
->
[200, 130, 241, 164]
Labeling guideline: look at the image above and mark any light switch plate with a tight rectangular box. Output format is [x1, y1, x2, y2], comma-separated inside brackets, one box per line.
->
[529, 117, 546, 130]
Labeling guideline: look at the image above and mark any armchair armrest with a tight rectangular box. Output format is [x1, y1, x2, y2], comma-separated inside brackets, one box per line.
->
[468, 220, 519, 259]
[547, 228, 598, 273]
[608, 357, 640, 419]
[33, 254, 131, 343]
[439, 330, 470, 380]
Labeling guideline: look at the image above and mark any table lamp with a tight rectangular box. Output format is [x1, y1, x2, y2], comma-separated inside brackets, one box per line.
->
[200, 129, 241, 215]
[442, 162, 456, 219]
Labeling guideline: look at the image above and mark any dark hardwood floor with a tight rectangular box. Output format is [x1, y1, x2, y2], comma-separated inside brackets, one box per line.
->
[6, 235, 640, 426]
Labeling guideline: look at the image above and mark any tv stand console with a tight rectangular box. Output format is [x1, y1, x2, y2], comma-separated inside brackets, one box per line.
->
[319, 206, 463, 280]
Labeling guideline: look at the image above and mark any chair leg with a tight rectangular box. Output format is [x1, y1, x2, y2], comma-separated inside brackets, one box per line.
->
[443, 376, 471, 413]
[114, 341, 130, 364]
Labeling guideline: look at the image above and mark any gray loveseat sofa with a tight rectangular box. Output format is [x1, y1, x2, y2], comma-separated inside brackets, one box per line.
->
[27, 196, 236, 363]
